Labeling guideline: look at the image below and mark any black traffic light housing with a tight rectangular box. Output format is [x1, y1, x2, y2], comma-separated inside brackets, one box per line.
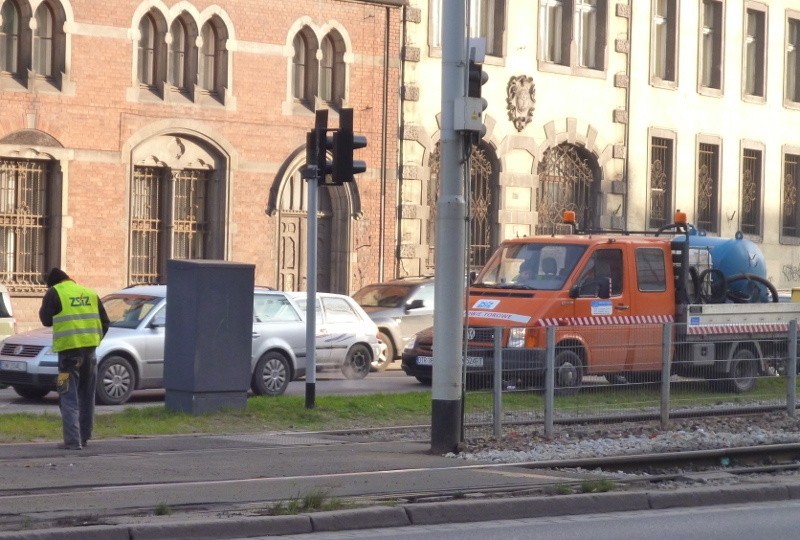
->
[303, 108, 367, 186]
[468, 59, 489, 100]
[328, 108, 367, 186]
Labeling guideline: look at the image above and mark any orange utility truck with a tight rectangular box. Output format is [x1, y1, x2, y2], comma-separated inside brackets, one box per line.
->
[463, 212, 799, 393]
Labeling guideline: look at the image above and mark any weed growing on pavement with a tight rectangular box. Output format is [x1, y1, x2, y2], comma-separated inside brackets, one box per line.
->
[547, 483, 575, 495]
[580, 479, 616, 493]
[154, 503, 173, 516]
[269, 490, 353, 515]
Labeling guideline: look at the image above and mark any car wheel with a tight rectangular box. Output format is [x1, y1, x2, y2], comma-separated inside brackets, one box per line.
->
[554, 349, 583, 396]
[251, 352, 291, 396]
[13, 386, 51, 400]
[371, 331, 395, 372]
[341, 344, 371, 380]
[96, 355, 136, 405]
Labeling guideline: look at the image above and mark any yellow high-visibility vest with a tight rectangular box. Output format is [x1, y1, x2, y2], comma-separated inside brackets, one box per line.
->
[52, 281, 103, 352]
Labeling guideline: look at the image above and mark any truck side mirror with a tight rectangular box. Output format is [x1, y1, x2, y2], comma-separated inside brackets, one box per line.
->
[597, 277, 612, 299]
[569, 284, 580, 299]
[406, 299, 425, 311]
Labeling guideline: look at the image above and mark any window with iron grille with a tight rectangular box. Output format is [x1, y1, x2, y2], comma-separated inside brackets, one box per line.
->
[130, 166, 210, 284]
[536, 143, 595, 234]
[427, 143, 497, 271]
[741, 148, 762, 236]
[0, 159, 50, 288]
[696, 142, 719, 233]
[783, 153, 800, 238]
[649, 136, 673, 229]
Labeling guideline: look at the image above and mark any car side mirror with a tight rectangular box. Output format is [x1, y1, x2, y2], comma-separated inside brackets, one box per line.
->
[149, 316, 166, 328]
[406, 299, 425, 311]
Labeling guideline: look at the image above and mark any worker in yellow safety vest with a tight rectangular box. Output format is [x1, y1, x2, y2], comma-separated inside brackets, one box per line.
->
[39, 268, 109, 450]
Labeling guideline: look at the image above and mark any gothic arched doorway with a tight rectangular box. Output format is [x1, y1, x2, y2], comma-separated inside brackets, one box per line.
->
[536, 143, 599, 234]
[276, 171, 333, 292]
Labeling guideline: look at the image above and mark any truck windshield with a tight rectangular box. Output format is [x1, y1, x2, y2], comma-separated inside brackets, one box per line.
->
[473, 243, 587, 290]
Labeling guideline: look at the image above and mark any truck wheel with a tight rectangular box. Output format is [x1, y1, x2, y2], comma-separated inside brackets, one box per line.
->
[371, 331, 395, 372]
[722, 349, 758, 393]
[554, 349, 583, 396]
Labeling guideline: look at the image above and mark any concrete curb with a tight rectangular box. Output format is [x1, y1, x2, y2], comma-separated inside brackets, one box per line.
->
[2, 482, 800, 539]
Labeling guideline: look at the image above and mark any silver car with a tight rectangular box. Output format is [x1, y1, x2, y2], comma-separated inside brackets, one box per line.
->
[0, 285, 380, 405]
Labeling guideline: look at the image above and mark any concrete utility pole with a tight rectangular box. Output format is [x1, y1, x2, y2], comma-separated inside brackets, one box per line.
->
[431, 0, 467, 454]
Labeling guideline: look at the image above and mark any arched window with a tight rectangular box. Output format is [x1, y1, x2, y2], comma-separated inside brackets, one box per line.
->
[199, 24, 217, 90]
[536, 143, 597, 234]
[292, 29, 317, 103]
[137, 15, 156, 86]
[168, 19, 187, 88]
[33, 2, 53, 77]
[428, 142, 498, 271]
[0, 1, 20, 74]
[320, 32, 345, 104]
[198, 17, 228, 101]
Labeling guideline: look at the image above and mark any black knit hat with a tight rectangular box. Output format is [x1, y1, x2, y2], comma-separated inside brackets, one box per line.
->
[45, 267, 70, 288]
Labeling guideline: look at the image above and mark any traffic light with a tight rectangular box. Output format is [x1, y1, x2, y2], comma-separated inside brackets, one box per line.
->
[468, 59, 489, 100]
[302, 110, 334, 181]
[328, 108, 367, 185]
[455, 59, 488, 140]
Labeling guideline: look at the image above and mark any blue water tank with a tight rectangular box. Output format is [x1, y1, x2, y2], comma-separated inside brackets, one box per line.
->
[683, 229, 768, 301]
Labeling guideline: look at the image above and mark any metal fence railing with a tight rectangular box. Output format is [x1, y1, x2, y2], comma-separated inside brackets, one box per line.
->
[463, 321, 799, 441]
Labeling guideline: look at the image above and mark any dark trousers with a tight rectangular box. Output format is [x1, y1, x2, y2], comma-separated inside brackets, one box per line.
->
[57, 347, 97, 447]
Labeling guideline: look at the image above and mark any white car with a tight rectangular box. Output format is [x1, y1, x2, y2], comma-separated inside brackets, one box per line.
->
[0, 285, 381, 405]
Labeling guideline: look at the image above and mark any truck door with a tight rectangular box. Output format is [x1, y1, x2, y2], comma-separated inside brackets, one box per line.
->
[571, 247, 631, 374]
[626, 246, 672, 371]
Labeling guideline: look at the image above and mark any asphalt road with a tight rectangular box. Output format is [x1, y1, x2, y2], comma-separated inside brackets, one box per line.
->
[0, 363, 428, 414]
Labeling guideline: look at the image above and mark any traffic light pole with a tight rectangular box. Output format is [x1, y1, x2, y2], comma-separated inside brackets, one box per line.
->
[303, 110, 329, 409]
[431, 0, 467, 454]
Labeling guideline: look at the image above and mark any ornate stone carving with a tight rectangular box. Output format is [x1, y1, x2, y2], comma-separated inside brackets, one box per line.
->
[506, 75, 535, 132]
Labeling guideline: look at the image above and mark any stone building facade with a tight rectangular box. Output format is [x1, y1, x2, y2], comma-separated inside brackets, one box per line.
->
[0, 0, 403, 329]
[398, 0, 800, 290]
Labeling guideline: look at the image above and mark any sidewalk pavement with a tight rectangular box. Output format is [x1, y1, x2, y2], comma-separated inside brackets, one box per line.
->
[2, 431, 800, 539]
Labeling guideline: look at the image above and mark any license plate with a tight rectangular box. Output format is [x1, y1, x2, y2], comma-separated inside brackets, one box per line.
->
[464, 356, 484, 367]
[0, 360, 26, 372]
[416, 356, 484, 367]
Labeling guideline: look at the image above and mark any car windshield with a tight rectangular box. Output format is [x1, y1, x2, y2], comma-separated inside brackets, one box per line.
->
[352, 284, 413, 308]
[102, 294, 163, 329]
[473, 243, 587, 290]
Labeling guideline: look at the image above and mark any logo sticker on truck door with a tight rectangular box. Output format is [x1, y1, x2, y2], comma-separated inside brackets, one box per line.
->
[473, 299, 500, 309]
[591, 300, 613, 316]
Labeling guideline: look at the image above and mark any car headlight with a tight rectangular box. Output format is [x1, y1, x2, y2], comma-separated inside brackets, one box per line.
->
[507, 327, 526, 348]
[404, 335, 417, 351]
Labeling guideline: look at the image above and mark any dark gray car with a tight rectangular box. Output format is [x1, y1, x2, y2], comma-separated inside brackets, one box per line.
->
[351, 276, 435, 371]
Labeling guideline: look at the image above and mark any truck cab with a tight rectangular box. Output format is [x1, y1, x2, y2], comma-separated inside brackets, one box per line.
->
[466, 233, 679, 391]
